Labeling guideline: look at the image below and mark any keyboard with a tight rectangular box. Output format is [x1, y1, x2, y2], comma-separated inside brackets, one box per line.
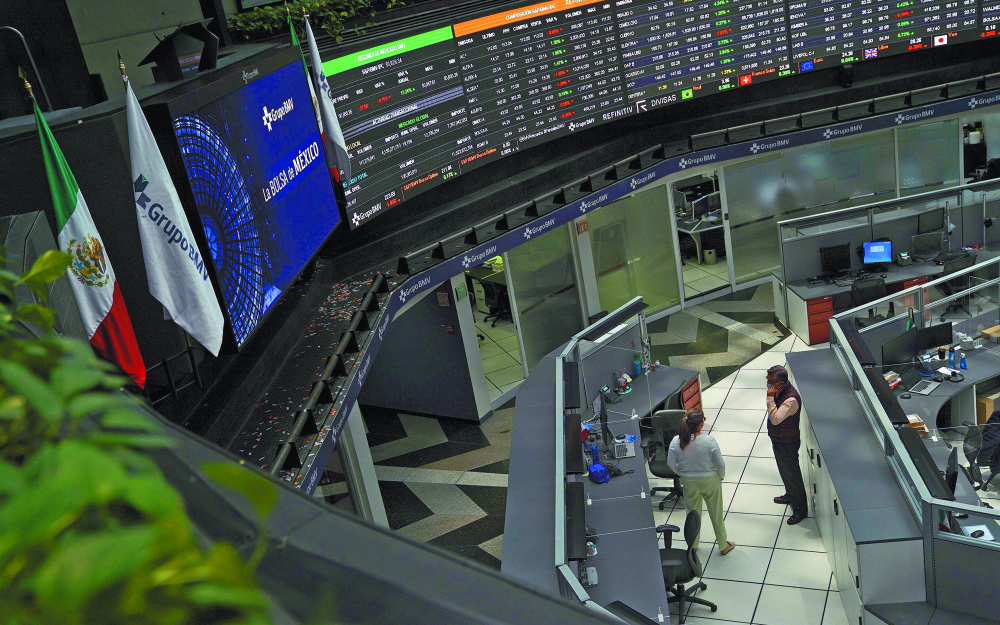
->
[935, 251, 969, 264]
[909, 379, 941, 396]
[614, 441, 636, 459]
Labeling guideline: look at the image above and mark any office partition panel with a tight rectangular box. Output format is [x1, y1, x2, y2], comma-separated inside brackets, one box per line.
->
[586, 186, 681, 315]
[507, 225, 585, 372]
[898, 120, 961, 197]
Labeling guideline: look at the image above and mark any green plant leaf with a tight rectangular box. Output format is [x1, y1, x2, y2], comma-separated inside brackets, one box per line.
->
[0, 360, 62, 421]
[15, 304, 55, 332]
[202, 462, 276, 520]
[27, 525, 158, 619]
[50, 365, 104, 399]
[0, 462, 23, 497]
[66, 392, 132, 419]
[17, 250, 71, 286]
[100, 406, 160, 433]
[85, 432, 174, 449]
[184, 583, 269, 609]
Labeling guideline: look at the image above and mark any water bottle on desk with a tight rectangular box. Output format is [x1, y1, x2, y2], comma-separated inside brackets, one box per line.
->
[590, 444, 600, 465]
[961, 353, 967, 370]
[949, 347, 956, 368]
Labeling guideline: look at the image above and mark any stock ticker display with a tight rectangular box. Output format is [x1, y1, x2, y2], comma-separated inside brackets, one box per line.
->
[325, 0, 996, 227]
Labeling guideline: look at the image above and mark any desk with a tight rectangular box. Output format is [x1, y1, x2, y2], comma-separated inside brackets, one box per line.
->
[502, 345, 698, 622]
[773, 260, 945, 345]
[676, 216, 723, 265]
[895, 341, 1000, 429]
[787, 350, 925, 625]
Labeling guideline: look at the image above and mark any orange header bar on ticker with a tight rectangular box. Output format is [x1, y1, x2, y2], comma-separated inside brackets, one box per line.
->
[453, 0, 603, 37]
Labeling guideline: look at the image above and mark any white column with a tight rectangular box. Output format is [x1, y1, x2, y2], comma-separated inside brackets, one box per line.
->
[339, 403, 388, 528]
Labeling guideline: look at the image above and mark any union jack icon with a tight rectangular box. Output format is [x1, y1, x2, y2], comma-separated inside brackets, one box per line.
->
[864, 48, 878, 59]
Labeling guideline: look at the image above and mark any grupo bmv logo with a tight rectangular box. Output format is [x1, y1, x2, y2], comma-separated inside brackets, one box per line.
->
[262, 98, 294, 131]
[969, 93, 1000, 110]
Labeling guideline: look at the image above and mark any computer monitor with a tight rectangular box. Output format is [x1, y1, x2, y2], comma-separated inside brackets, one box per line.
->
[918, 208, 945, 234]
[917, 323, 954, 352]
[820, 243, 852, 275]
[598, 396, 615, 458]
[911, 232, 944, 261]
[880, 326, 917, 370]
[863, 241, 892, 264]
[946, 447, 959, 496]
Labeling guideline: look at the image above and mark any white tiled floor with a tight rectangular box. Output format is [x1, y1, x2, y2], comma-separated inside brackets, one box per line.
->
[476, 317, 525, 400]
[683, 261, 730, 297]
[651, 333, 850, 625]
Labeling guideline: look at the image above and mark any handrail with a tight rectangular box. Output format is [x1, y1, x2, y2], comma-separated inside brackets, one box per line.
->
[0, 27, 53, 111]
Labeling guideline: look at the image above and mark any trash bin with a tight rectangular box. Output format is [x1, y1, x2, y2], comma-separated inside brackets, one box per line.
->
[703, 248, 718, 265]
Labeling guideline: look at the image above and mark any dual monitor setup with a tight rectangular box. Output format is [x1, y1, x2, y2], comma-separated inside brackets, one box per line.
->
[817, 208, 948, 279]
[880, 323, 955, 396]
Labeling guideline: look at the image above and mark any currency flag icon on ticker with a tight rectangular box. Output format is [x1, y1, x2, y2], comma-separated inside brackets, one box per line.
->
[934, 34, 948, 46]
[682, 89, 694, 100]
[865, 48, 878, 59]
[740, 74, 753, 86]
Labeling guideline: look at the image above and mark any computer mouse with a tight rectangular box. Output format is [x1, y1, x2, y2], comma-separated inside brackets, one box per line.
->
[972, 529, 985, 538]
[900, 393, 912, 399]
[933, 374, 944, 382]
[614, 434, 626, 443]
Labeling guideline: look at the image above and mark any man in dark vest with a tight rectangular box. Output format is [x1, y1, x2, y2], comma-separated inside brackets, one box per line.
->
[766, 365, 808, 525]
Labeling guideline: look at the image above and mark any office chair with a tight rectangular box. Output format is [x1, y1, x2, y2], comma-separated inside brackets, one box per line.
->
[481, 280, 511, 327]
[940, 254, 977, 320]
[959, 418, 1000, 491]
[644, 410, 685, 510]
[850, 278, 888, 327]
[658, 509, 717, 623]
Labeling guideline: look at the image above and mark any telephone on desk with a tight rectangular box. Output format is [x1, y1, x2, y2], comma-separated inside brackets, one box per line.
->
[895, 252, 912, 266]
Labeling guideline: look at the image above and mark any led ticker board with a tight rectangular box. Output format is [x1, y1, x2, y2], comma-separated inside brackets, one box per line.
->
[789, 0, 979, 72]
[325, 0, 1000, 227]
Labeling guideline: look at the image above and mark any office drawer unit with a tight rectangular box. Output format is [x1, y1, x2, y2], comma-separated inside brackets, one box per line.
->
[680, 377, 701, 411]
[807, 296, 834, 345]
[790, 354, 925, 625]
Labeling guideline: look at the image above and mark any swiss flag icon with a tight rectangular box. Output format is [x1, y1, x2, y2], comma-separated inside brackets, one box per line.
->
[740, 74, 753, 86]
[934, 34, 948, 46]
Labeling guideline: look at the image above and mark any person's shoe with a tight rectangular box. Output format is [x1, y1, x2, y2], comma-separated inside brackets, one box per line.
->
[786, 513, 807, 525]
[720, 541, 736, 555]
[774, 494, 790, 504]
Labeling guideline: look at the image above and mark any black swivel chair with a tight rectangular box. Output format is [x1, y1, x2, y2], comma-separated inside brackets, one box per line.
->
[850, 277, 889, 327]
[481, 280, 511, 327]
[940, 254, 977, 320]
[644, 410, 685, 510]
[658, 509, 717, 623]
[963, 413, 1000, 491]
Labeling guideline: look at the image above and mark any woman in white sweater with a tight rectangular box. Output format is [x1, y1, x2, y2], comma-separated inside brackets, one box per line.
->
[666, 409, 736, 554]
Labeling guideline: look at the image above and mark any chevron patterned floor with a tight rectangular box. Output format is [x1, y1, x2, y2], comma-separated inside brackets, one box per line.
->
[317, 283, 788, 570]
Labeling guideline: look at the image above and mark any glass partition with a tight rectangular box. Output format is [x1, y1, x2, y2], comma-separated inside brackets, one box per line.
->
[507, 224, 585, 372]
[587, 185, 682, 314]
[728, 131, 896, 284]
[898, 120, 961, 197]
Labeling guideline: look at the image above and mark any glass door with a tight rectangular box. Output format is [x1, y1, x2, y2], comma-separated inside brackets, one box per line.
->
[672, 171, 728, 297]
[586, 185, 682, 315]
[506, 224, 585, 372]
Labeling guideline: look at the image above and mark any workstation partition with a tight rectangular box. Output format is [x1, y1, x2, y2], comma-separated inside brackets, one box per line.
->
[775, 177, 1000, 345]
[501, 296, 700, 623]
[826, 259, 1000, 622]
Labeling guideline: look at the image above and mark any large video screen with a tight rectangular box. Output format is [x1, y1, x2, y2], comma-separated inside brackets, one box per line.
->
[325, 0, 989, 228]
[172, 60, 341, 347]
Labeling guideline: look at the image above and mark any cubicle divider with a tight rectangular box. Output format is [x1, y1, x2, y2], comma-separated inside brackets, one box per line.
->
[828, 258, 1000, 620]
[552, 296, 662, 622]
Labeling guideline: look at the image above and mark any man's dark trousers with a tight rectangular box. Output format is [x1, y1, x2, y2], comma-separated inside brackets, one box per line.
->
[772, 440, 808, 517]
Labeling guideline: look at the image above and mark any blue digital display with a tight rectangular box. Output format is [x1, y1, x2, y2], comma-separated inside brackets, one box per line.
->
[863, 241, 892, 264]
[173, 61, 340, 347]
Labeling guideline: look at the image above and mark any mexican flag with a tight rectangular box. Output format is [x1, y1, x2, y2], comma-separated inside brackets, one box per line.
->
[33, 99, 146, 387]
